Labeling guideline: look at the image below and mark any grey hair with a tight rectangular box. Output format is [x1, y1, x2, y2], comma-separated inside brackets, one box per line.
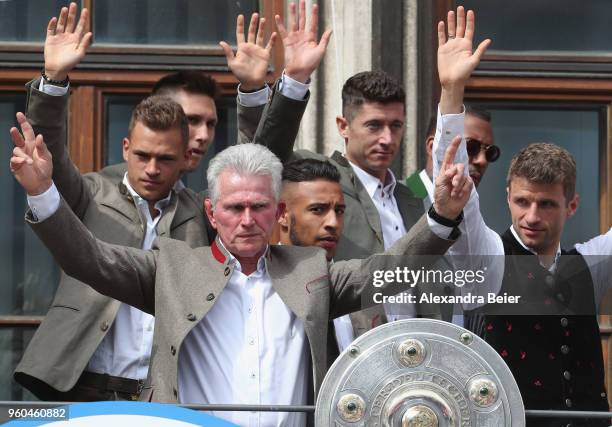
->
[207, 144, 283, 205]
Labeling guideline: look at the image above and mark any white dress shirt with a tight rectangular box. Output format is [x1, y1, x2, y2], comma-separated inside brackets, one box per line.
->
[431, 108, 612, 309]
[178, 240, 309, 427]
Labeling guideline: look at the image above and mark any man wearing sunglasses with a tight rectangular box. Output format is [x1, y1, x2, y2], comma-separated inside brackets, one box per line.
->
[405, 106, 498, 205]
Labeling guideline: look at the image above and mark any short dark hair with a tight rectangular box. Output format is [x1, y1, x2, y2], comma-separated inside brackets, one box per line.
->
[128, 95, 189, 148]
[507, 143, 576, 202]
[152, 71, 219, 99]
[466, 105, 492, 123]
[425, 114, 437, 138]
[341, 71, 405, 121]
[282, 159, 341, 184]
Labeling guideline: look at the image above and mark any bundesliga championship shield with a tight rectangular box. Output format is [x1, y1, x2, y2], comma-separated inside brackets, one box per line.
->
[316, 319, 525, 426]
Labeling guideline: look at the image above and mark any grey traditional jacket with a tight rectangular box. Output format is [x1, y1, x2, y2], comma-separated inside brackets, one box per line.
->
[14, 78, 213, 399]
[29, 198, 454, 402]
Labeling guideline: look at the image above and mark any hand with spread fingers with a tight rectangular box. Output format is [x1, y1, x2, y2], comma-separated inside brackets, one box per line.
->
[9, 113, 53, 196]
[434, 136, 473, 220]
[437, 6, 491, 114]
[220, 13, 277, 91]
[44, 2, 92, 82]
[275, 0, 332, 83]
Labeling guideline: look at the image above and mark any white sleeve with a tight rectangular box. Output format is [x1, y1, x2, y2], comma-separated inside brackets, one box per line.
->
[38, 78, 70, 96]
[237, 84, 270, 107]
[575, 229, 612, 309]
[27, 183, 61, 222]
[431, 105, 505, 308]
[277, 72, 310, 100]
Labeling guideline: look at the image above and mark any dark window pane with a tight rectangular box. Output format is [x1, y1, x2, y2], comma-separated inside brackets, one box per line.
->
[0, 94, 59, 316]
[0, 0, 73, 42]
[0, 328, 37, 400]
[94, 0, 258, 45]
[463, 0, 612, 54]
[474, 104, 601, 247]
[104, 94, 145, 166]
[104, 94, 237, 192]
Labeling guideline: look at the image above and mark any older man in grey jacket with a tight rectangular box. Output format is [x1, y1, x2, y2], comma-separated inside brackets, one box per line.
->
[11, 134, 469, 426]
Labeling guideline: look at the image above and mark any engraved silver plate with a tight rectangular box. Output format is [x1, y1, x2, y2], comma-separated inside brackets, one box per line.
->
[315, 319, 525, 426]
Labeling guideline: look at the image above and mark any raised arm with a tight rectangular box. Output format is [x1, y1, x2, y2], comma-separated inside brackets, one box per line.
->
[432, 7, 499, 254]
[221, 13, 277, 143]
[247, 0, 331, 163]
[10, 122, 156, 313]
[26, 2, 93, 217]
[255, 0, 332, 162]
[431, 8, 503, 306]
[329, 141, 472, 318]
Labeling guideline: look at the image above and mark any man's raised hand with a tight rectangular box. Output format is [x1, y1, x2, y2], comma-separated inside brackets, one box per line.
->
[9, 113, 53, 196]
[434, 136, 472, 220]
[275, 0, 332, 83]
[44, 2, 92, 82]
[437, 6, 490, 113]
[220, 13, 277, 91]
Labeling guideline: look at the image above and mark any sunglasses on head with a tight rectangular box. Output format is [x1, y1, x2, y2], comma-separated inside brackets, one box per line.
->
[466, 138, 500, 163]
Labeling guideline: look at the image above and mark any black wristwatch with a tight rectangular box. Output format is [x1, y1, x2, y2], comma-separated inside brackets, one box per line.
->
[428, 205, 463, 240]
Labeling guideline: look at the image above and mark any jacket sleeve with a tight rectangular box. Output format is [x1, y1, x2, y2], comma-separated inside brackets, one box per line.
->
[27, 198, 157, 314]
[25, 78, 94, 219]
[236, 97, 266, 144]
[251, 79, 309, 164]
[328, 214, 456, 319]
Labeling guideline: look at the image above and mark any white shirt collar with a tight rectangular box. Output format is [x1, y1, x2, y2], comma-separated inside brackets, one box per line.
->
[122, 173, 174, 212]
[510, 225, 562, 270]
[419, 169, 434, 200]
[217, 237, 269, 275]
[347, 160, 397, 199]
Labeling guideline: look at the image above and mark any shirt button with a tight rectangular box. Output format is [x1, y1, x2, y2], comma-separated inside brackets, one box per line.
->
[248, 307, 253, 314]
[544, 275, 554, 287]
[560, 345, 570, 355]
[206, 293, 215, 301]
[563, 371, 571, 381]
[250, 373, 256, 379]
[170, 345, 176, 356]
[100, 321, 110, 332]
[560, 317, 569, 327]
[249, 337, 255, 345]
[565, 398, 572, 408]
[187, 313, 197, 321]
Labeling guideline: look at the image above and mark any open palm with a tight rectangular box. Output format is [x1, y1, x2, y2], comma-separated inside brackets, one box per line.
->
[437, 7, 490, 87]
[44, 2, 92, 80]
[220, 13, 276, 90]
[275, 0, 331, 83]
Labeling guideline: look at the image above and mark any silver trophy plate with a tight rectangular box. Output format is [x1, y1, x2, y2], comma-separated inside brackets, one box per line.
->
[316, 319, 525, 426]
